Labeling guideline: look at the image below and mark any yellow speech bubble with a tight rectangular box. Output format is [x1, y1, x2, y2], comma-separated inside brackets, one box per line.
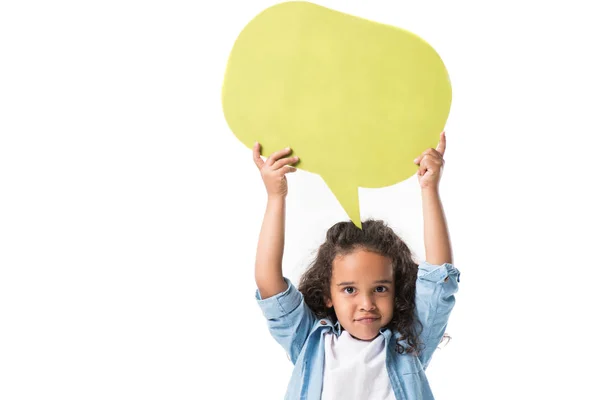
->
[222, 1, 451, 228]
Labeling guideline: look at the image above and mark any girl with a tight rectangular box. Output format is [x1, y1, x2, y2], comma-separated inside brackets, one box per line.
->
[252, 132, 460, 400]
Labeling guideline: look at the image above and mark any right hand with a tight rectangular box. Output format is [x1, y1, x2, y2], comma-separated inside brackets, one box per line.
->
[253, 142, 299, 199]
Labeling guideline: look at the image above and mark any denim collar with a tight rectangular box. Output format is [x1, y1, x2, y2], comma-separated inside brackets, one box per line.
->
[319, 318, 392, 339]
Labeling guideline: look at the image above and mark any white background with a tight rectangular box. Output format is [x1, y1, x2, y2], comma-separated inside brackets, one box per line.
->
[1, 1, 599, 399]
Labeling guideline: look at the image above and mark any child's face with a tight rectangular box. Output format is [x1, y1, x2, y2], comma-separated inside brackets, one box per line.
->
[325, 248, 395, 341]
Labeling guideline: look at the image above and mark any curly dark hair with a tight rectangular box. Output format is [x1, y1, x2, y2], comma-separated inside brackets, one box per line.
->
[298, 219, 423, 355]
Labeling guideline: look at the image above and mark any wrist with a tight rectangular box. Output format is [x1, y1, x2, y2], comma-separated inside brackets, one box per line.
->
[421, 186, 440, 196]
[267, 195, 286, 205]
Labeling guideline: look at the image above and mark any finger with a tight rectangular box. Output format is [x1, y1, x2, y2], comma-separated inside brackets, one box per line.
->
[280, 165, 297, 175]
[424, 148, 443, 162]
[266, 147, 292, 166]
[253, 142, 265, 169]
[420, 154, 444, 174]
[272, 155, 299, 170]
[418, 156, 430, 175]
[436, 131, 446, 157]
[414, 149, 437, 165]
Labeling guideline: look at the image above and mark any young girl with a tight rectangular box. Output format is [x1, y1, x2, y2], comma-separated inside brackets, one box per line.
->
[252, 132, 460, 400]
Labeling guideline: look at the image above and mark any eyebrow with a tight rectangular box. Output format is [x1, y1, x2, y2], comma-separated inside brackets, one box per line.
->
[336, 279, 393, 286]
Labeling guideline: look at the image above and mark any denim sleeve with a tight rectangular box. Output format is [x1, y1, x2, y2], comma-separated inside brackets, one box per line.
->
[415, 262, 460, 370]
[255, 278, 317, 365]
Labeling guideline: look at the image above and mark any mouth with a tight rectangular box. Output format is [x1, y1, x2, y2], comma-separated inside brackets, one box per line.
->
[355, 317, 380, 324]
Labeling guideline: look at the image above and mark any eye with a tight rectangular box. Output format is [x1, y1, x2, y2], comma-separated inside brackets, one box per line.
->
[343, 287, 355, 294]
[375, 286, 388, 293]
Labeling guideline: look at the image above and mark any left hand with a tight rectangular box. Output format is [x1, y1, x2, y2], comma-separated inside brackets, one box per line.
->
[413, 131, 446, 190]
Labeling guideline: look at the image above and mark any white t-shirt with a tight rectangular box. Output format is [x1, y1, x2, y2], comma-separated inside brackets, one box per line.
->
[321, 330, 395, 400]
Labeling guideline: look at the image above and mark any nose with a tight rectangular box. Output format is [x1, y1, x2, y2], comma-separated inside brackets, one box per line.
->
[359, 293, 376, 311]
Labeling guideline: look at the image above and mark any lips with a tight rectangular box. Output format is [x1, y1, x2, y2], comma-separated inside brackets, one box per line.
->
[355, 316, 380, 321]
[355, 317, 379, 325]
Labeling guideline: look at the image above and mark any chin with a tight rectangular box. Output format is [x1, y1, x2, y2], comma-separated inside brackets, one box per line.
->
[349, 329, 380, 341]
[358, 333, 379, 341]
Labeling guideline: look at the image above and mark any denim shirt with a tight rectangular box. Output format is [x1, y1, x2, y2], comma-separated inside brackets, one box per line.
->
[255, 262, 460, 400]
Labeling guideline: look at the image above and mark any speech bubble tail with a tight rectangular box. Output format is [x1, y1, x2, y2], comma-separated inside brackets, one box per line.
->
[323, 178, 362, 229]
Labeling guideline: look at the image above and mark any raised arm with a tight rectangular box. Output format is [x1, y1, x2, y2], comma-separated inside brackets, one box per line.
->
[413, 131, 458, 369]
[414, 131, 453, 265]
[253, 143, 300, 298]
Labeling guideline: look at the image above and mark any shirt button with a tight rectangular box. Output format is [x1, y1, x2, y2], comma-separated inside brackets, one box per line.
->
[320, 320, 327, 325]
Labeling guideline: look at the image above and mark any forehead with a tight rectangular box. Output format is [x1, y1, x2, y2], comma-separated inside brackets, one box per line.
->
[332, 249, 393, 281]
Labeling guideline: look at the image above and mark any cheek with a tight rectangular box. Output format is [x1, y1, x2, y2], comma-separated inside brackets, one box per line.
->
[379, 296, 395, 311]
[332, 296, 352, 314]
